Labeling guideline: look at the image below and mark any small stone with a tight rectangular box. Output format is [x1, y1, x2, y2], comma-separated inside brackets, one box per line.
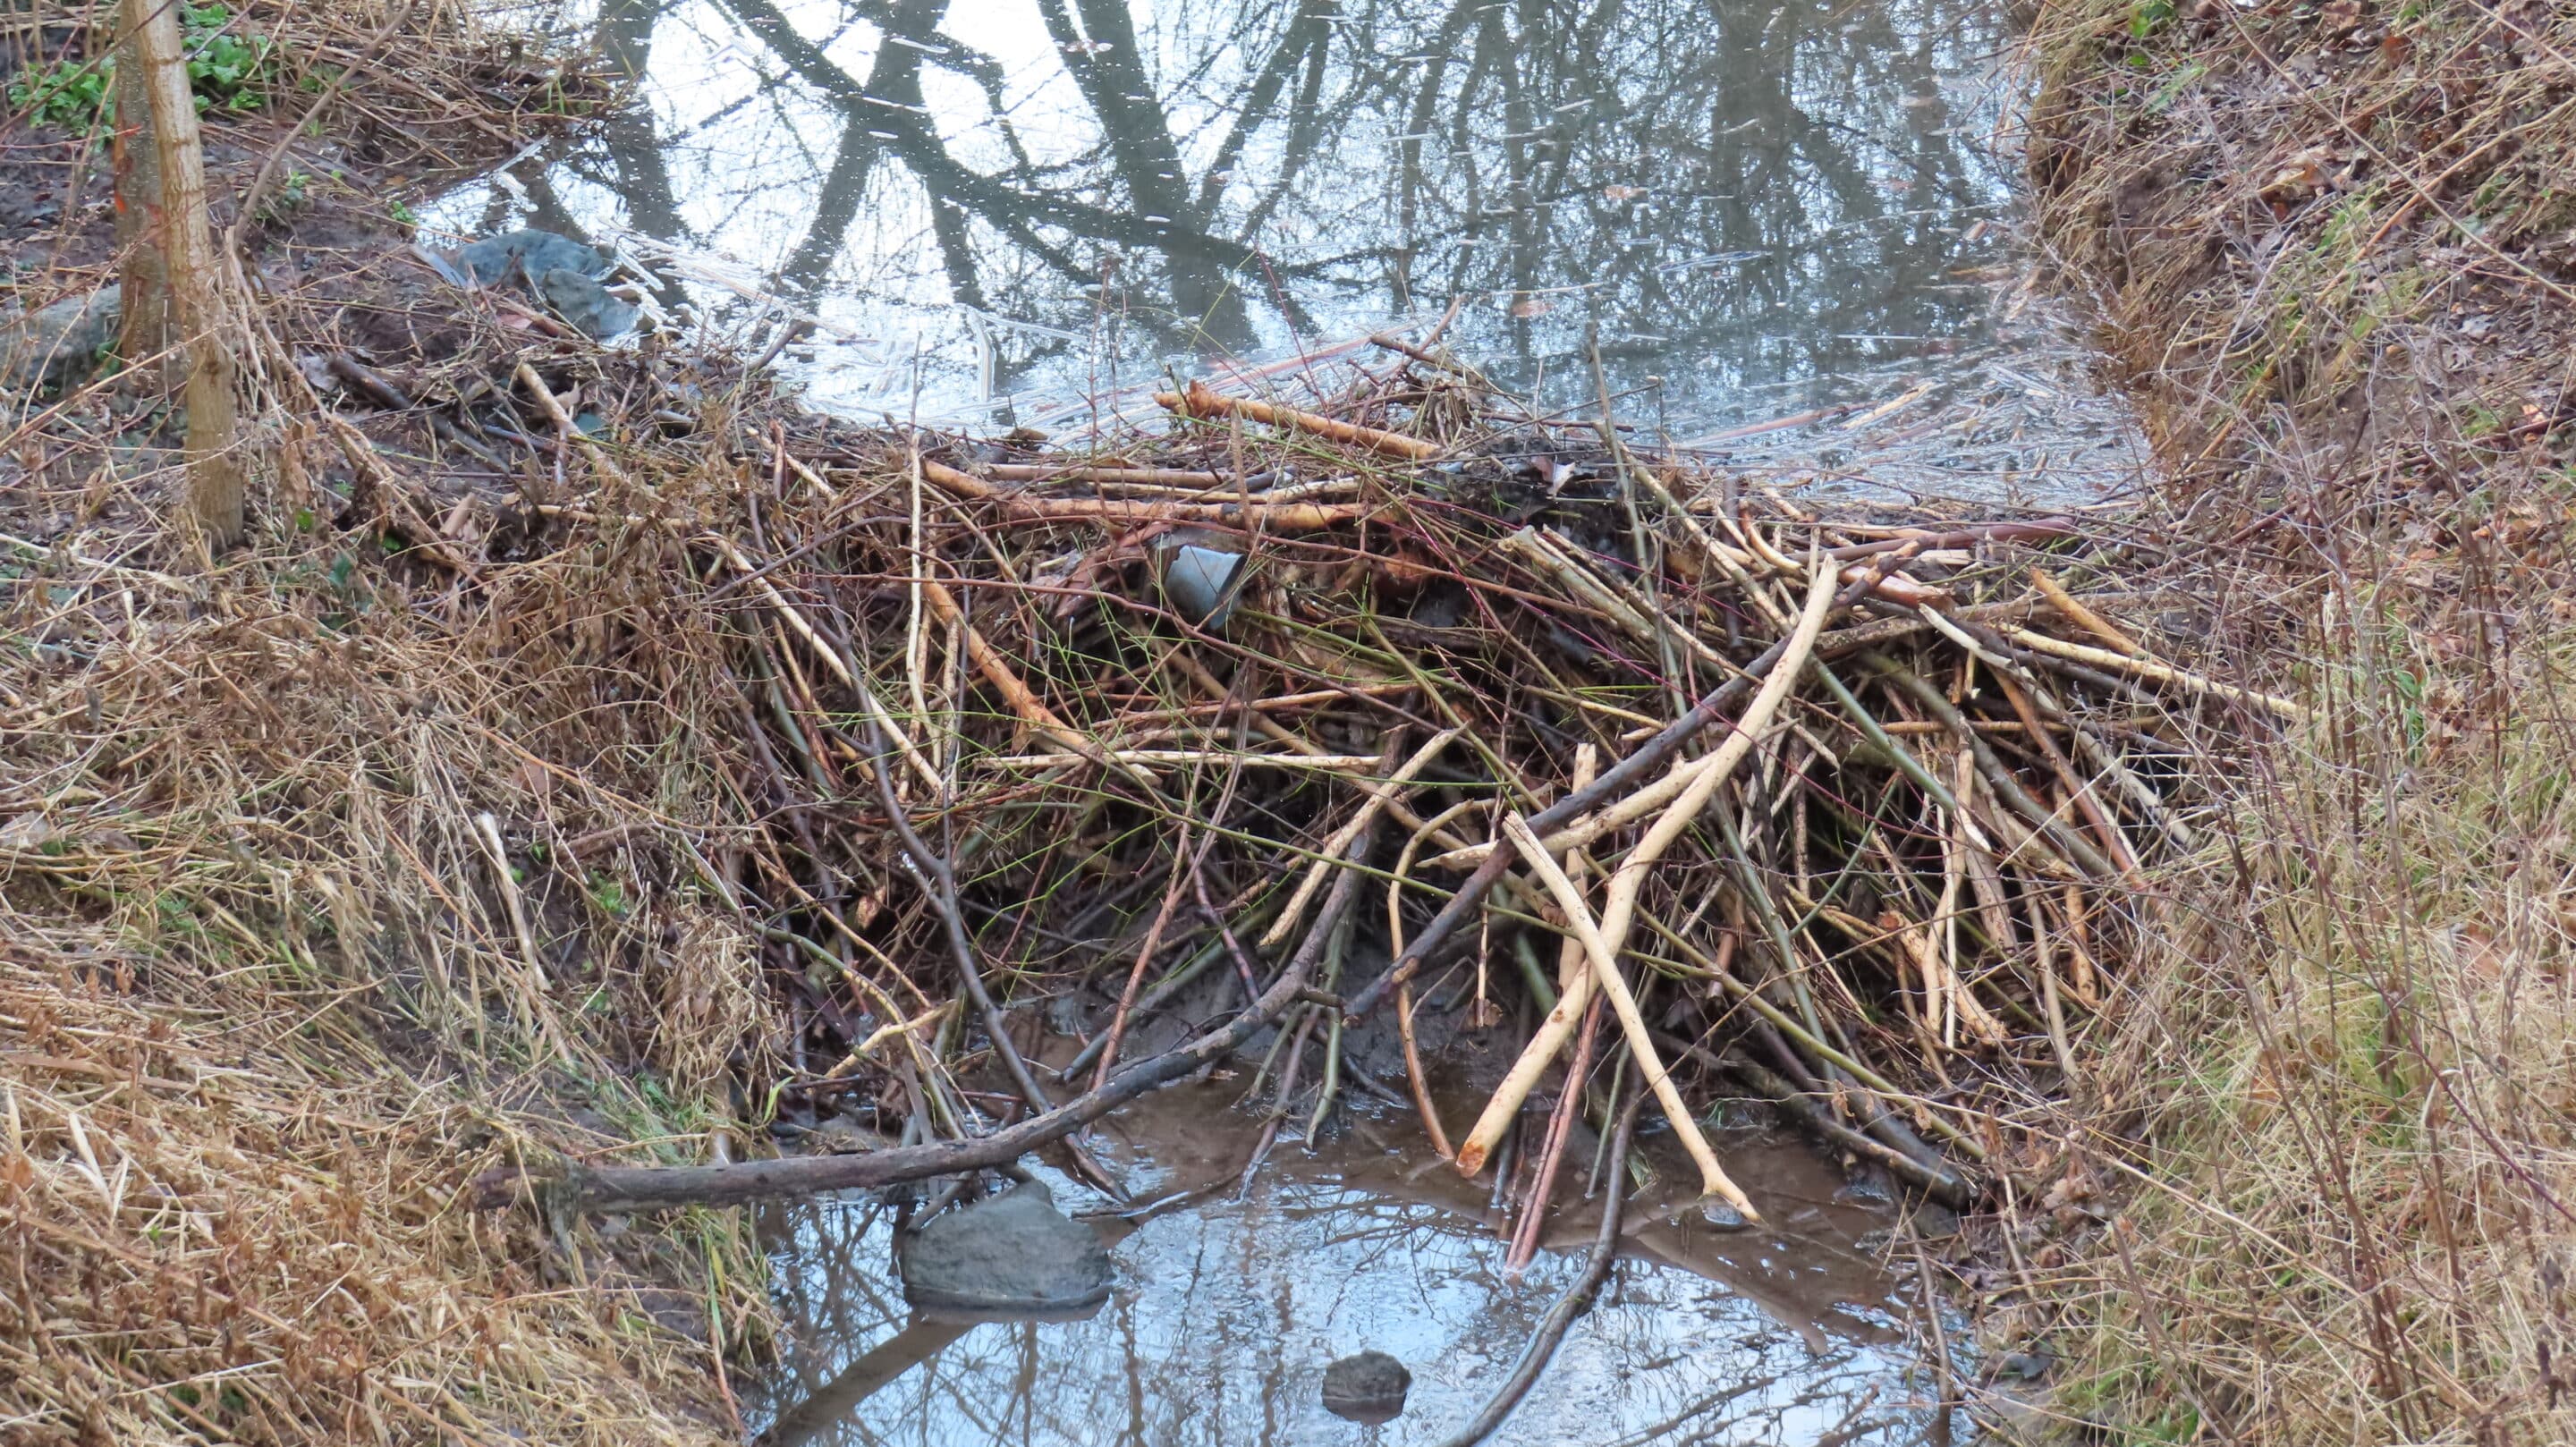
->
[1834, 1164, 1897, 1208]
[1996, 1348, 2055, 1382]
[1699, 1200, 1754, 1232]
[1320, 1350, 1411, 1425]
[3, 285, 122, 396]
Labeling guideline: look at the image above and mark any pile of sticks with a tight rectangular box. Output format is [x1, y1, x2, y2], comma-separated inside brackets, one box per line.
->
[470, 348, 2270, 1230]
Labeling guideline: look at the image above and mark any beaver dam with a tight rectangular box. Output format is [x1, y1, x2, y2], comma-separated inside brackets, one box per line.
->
[0, 1, 2284, 1443]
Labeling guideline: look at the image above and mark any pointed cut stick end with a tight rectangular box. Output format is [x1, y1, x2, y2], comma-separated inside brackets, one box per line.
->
[1453, 1143, 1488, 1176]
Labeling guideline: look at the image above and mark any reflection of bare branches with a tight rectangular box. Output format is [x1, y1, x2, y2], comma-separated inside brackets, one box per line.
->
[529, 0, 2030, 433]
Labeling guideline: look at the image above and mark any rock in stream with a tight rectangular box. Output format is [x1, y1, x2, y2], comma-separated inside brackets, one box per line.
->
[1320, 1350, 1411, 1425]
[896, 1180, 1113, 1324]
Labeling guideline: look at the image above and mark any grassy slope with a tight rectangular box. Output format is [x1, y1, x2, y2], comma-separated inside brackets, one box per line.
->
[1, 7, 769, 1443]
[2024, 0, 2576, 1441]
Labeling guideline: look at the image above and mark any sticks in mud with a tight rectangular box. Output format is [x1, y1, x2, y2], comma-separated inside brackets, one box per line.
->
[1424, 1088, 1647, 1447]
[436, 336, 2229, 1234]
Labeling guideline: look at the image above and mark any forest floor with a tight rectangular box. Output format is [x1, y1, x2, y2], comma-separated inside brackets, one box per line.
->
[2017, 0, 2576, 1441]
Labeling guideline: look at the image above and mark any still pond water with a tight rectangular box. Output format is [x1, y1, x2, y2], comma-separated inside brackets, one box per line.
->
[750, 1075, 1964, 1447]
[443, 0, 2136, 499]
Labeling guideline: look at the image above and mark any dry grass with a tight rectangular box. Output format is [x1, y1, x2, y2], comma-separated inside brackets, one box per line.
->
[0, 5, 768, 1444]
[2013, 0, 2576, 1441]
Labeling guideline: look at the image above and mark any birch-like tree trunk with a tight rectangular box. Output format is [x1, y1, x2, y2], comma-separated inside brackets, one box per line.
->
[123, 0, 245, 549]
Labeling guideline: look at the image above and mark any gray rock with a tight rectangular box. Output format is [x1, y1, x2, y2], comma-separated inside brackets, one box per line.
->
[1320, 1350, 1411, 1425]
[448, 227, 611, 287]
[1699, 1200, 1754, 1232]
[898, 1180, 1113, 1324]
[3, 285, 122, 395]
[537, 267, 638, 341]
[1909, 1201, 1962, 1240]
[1834, 1164, 1897, 1209]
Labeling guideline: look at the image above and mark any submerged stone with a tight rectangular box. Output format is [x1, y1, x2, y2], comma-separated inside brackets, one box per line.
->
[1320, 1350, 1411, 1425]
[1699, 1200, 1754, 1232]
[897, 1180, 1113, 1323]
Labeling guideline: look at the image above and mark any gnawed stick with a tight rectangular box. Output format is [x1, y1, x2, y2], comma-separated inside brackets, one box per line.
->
[1158, 377, 1439, 461]
[1504, 818, 1753, 1215]
[1456, 748, 1600, 1175]
[1483, 561, 1835, 1203]
[2004, 626, 2308, 721]
[1341, 629, 1801, 1022]
[2029, 566, 2145, 656]
[917, 574, 1163, 791]
[1258, 727, 1460, 948]
[919, 456, 1364, 530]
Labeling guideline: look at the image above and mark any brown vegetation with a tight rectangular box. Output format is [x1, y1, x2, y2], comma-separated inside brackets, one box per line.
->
[2017, 0, 2576, 1440]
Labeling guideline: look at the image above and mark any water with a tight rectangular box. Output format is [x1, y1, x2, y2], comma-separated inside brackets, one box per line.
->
[436, 0, 2140, 498]
[750, 1078, 1963, 1447]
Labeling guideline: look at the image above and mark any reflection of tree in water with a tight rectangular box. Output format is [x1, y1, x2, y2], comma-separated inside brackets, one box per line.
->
[513, 0, 2005, 417]
[750, 1187, 1936, 1447]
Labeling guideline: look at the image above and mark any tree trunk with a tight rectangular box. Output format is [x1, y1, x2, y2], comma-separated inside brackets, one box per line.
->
[124, 0, 245, 550]
[111, 30, 169, 377]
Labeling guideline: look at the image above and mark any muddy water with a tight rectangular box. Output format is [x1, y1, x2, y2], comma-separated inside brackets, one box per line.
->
[439, 0, 2136, 498]
[750, 1075, 1963, 1446]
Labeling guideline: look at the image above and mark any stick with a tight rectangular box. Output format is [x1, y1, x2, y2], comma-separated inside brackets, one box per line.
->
[516, 362, 628, 487]
[855, 708, 1123, 1199]
[1157, 377, 1438, 461]
[1503, 817, 1752, 1214]
[2029, 567, 2146, 656]
[470, 898, 1332, 1211]
[1258, 729, 1458, 948]
[2005, 625, 2308, 721]
[920, 456, 1362, 530]
[1341, 627, 1807, 1021]
[917, 575, 1163, 791]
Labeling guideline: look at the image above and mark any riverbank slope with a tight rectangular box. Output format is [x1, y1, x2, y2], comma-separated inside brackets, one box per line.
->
[2026, 1, 2576, 1440]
